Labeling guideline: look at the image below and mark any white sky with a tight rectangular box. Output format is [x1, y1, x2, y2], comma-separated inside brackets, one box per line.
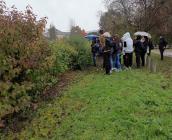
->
[6, 0, 106, 32]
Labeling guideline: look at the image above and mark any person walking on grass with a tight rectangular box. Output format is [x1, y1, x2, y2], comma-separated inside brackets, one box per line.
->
[122, 32, 134, 69]
[159, 36, 168, 60]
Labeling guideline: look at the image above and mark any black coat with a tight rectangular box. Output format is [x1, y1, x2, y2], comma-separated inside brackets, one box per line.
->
[142, 41, 148, 53]
[159, 38, 167, 50]
[134, 40, 142, 54]
[103, 39, 111, 70]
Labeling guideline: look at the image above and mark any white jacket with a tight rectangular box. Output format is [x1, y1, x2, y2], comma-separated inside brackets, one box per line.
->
[122, 32, 134, 53]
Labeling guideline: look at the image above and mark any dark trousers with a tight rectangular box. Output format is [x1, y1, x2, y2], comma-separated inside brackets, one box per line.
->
[103, 52, 111, 74]
[141, 53, 146, 66]
[159, 49, 164, 60]
[136, 53, 141, 68]
[124, 53, 133, 68]
[136, 53, 145, 68]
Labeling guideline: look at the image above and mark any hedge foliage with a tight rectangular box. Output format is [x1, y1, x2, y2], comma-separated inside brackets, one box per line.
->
[0, 1, 91, 119]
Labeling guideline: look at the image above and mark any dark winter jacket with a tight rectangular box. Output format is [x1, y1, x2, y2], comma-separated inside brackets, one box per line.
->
[142, 41, 148, 53]
[91, 43, 99, 54]
[159, 38, 167, 50]
[103, 39, 111, 52]
[103, 39, 111, 68]
[134, 40, 142, 54]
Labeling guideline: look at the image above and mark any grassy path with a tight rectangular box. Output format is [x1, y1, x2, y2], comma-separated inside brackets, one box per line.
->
[152, 49, 172, 58]
[1, 57, 172, 140]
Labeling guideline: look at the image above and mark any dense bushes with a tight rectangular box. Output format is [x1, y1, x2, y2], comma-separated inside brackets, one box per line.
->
[0, 1, 91, 120]
[48, 36, 92, 74]
[0, 1, 48, 119]
[67, 35, 92, 69]
[23, 36, 92, 105]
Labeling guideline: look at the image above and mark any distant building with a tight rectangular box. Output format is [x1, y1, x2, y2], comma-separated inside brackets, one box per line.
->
[43, 28, 70, 40]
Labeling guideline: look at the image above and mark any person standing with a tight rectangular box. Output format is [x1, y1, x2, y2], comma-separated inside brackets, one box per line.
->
[91, 40, 99, 66]
[140, 36, 148, 67]
[110, 36, 117, 70]
[122, 32, 134, 68]
[98, 29, 106, 68]
[134, 35, 142, 68]
[159, 36, 167, 60]
[114, 35, 122, 71]
[99, 29, 105, 55]
[103, 39, 112, 75]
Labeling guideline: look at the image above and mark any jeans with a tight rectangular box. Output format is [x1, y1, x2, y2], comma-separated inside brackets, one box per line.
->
[92, 53, 96, 66]
[115, 53, 121, 69]
[110, 54, 115, 69]
[99, 47, 103, 56]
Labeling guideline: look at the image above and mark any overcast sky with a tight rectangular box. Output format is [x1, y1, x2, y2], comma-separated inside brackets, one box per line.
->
[6, 0, 106, 32]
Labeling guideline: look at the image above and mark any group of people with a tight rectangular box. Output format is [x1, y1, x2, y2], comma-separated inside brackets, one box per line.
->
[91, 30, 167, 75]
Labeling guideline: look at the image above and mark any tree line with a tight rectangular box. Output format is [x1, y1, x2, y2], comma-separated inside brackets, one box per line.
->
[99, 0, 172, 43]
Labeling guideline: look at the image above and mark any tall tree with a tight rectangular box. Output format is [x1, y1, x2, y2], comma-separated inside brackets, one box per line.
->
[100, 0, 172, 40]
[70, 25, 85, 36]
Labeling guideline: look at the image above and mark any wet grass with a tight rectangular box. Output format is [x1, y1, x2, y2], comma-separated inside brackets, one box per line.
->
[1, 56, 172, 140]
[152, 54, 172, 79]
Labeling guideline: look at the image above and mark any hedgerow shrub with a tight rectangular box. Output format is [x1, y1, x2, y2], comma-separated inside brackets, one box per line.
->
[0, 1, 50, 118]
[49, 36, 92, 72]
[49, 41, 77, 74]
[0, 1, 92, 120]
[67, 35, 92, 69]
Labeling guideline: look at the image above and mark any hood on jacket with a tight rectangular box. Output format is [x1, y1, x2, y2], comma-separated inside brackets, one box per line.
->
[122, 32, 131, 41]
[122, 32, 134, 53]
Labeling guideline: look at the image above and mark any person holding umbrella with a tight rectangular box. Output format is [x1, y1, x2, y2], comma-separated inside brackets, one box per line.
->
[134, 31, 154, 66]
[140, 36, 148, 67]
[134, 35, 142, 68]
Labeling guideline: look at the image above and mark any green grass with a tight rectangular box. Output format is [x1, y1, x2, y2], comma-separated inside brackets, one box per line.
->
[1, 56, 172, 140]
[152, 54, 172, 78]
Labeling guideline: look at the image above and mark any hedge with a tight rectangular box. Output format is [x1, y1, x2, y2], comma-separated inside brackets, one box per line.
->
[0, 1, 91, 120]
